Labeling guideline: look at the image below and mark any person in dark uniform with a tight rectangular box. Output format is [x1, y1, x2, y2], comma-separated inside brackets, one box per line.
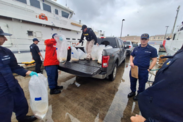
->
[30, 38, 44, 73]
[166, 37, 171, 40]
[76, 25, 98, 59]
[131, 46, 183, 122]
[0, 28, 37, 122]
[128, 33, 158, 101]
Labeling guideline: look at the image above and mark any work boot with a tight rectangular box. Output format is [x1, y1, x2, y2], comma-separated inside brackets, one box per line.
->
[133, 94, 139, 101]
[56, 86, 63, 90]
[50, 89, 61, 95]
[18, 115, 37, 122]
[128, 92, 136, 98]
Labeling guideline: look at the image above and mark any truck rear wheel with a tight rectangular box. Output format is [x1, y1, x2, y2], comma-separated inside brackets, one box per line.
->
[108, 64, 117, 81]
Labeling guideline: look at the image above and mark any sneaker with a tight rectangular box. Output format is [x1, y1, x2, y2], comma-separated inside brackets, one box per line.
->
[50, 89, 61, 95]
[133, 94, 139, 101]
[128, 92, 136, 98]
[18, 115, 37, 122]
[56, 86, 63, 90]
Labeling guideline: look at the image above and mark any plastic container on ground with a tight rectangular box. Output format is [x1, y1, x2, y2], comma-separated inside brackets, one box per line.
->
[29, 74, 48, 120]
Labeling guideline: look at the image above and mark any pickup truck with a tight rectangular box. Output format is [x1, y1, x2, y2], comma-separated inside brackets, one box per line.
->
[58, 37, 127, 81]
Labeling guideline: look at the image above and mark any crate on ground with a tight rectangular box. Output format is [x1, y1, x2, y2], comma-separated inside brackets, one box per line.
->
[159, 55, 167, 64]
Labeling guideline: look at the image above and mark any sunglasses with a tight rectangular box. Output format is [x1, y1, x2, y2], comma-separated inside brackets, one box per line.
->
[141, 38, 148, 41]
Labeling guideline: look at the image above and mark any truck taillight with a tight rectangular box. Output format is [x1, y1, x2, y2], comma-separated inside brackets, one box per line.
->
[129, 46, 131, 48]
[102, 56, 110, 68]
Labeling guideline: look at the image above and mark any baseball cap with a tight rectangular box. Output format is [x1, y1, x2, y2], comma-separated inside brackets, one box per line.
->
[141, 33, 149, 39]
[0, 28, 12, 36]
[33, 38, 39, 42]
[81, 25, 87, 30]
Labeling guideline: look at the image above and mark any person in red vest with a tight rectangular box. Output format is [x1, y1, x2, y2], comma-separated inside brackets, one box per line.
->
[44, 34, 63, 95]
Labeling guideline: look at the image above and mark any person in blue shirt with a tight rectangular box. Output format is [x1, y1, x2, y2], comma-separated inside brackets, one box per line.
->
[130, 46, 183, 122]
[0, 28, 37, 122]
[30, 38, 44, 73]
[128, 33, 158, 101]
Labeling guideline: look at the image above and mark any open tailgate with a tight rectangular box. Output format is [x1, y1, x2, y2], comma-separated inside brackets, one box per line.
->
[58, 60, 101, 77]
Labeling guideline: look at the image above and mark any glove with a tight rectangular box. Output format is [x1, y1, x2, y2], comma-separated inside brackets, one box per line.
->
[30, 71, 38, 77]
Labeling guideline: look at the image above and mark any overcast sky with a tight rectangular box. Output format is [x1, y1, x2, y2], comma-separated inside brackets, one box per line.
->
[56, 0, 183, 37]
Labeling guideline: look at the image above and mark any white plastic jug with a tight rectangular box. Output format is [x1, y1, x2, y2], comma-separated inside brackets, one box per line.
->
[54, 34, 68, 62]
[77, 48, 87, 60]
[29, 74, 48, 120]
[91, 45, 99, 60]
[97, 45, 105, 64]
[70, 47, 79, 62]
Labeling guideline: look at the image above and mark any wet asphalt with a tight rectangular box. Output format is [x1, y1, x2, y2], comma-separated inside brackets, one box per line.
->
[11, 57, 145, 122]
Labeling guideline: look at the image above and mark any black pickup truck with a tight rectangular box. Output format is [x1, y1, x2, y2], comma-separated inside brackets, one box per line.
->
[58, 37, 127, 81]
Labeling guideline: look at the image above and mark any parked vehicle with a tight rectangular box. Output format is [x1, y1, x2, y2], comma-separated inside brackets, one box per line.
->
[58, 37, 127, 81]
[124, 41, 133, 55]
[133, 43, 138, 48]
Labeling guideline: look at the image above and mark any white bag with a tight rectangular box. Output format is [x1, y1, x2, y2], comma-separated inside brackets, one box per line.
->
[97, 45, 105, 64]
[29, 74, 48, 120]
[77, 48, 86, 60]
[54, 34, 68, 62]
[70, 47, 79, 62]
[105, 45, 113, 49]
[91, 45, 99, 60]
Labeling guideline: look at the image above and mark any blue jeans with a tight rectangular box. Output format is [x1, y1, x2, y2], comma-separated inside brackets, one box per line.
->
[0, 85, 28, 122]
[130, 69, 148, 93]
[45, 65, 58, 89]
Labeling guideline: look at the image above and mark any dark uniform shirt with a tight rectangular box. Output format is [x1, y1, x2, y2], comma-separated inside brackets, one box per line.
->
[0, 46, 27, 97]
[139, 48, 183, 122]
[131, 44, 158, 69]
[30, 43, 40, 60]
[79, 28, 98, 44]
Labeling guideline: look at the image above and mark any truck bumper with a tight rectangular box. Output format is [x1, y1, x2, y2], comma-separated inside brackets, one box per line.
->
[92, 72, 107, 79]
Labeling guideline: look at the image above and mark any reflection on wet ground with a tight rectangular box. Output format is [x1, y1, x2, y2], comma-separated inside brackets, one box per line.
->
[12, 57, 145, 122]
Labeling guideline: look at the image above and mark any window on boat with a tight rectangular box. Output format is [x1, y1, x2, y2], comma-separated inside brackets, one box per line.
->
[30, 0, 40, 9]
[16, 0, 27, 4]
[43, 3, 51, 13]
[66, 38, 70, 40]
[72, 38, 76, 40]
[27, 31, 33, 36]
[62, 11, 69, 18]
[55, 9, 58, 15]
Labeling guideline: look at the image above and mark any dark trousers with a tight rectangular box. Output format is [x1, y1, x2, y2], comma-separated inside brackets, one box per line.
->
[0, 85, 28, 122]
[45, 65, 58, 89]
[35, 59, 42, 73]
[130, 69, 148, 94]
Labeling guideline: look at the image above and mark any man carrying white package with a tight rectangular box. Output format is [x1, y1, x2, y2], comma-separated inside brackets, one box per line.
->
[76, 25, 98, 60]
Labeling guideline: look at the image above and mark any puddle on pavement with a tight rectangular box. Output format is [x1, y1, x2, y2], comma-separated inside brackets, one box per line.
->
[103, 60, 140, 122]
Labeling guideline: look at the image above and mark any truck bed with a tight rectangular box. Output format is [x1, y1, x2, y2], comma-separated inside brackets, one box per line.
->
[58, 60, 101, 77]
